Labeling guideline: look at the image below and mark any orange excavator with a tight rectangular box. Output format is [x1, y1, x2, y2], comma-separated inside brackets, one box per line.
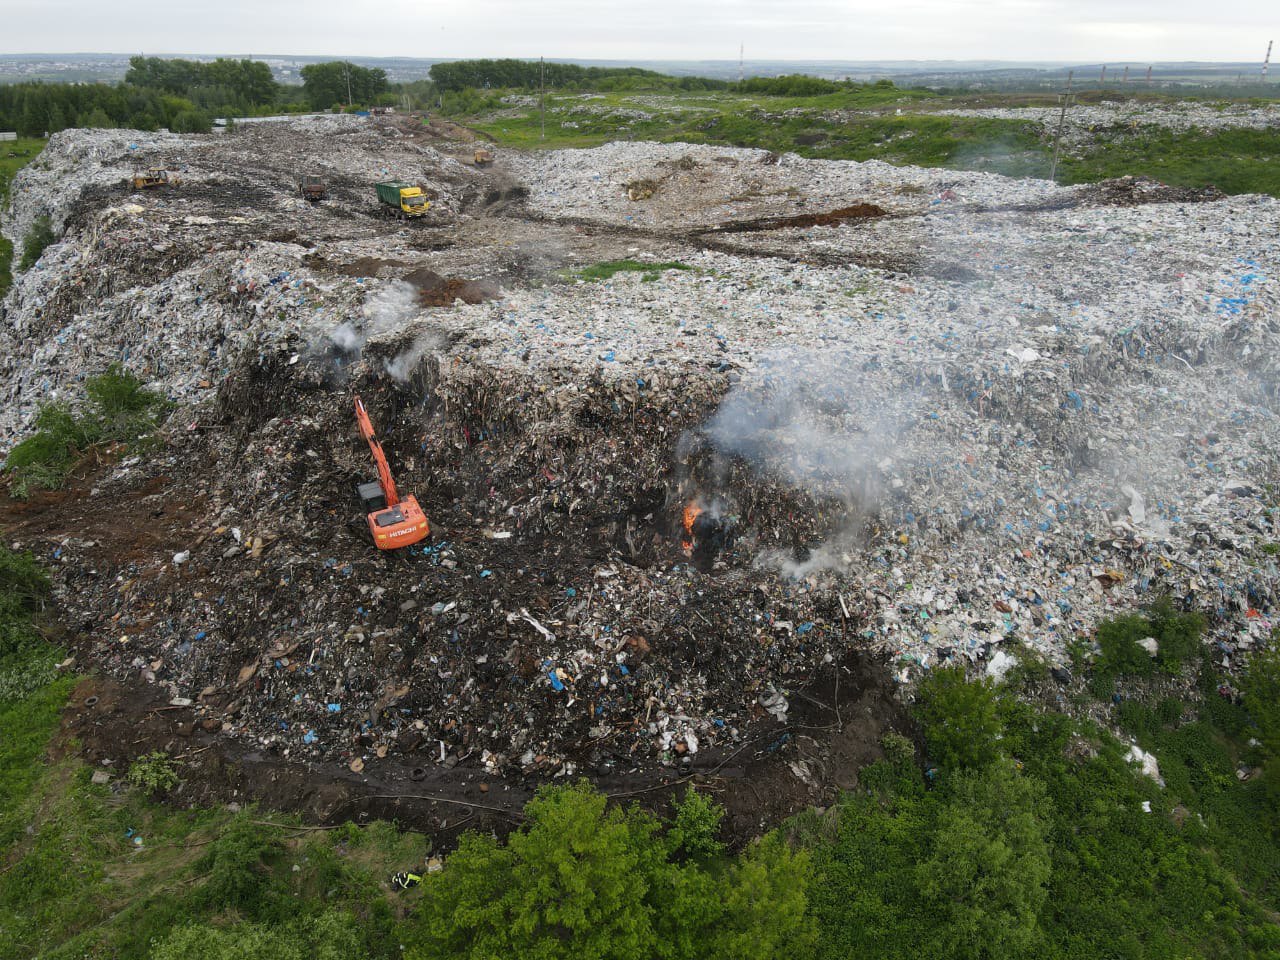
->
[353, 396, 430, 549]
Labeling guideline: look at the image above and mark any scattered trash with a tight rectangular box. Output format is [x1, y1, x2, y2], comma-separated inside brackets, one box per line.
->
[3, 120, 1278, 786]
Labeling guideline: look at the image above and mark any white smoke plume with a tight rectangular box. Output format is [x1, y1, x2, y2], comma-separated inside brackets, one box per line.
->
[692, 347, 917, 578]
[327, 280, 421, 356]
[329, 321, 363, 353]
[703, 347, 907, 504]
[754, 540, 855, 580]
[383, 330, 447, 383]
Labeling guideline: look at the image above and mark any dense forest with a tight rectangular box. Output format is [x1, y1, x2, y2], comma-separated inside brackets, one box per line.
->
[428, 58, 728, 93]
[0, 56, 393, 136]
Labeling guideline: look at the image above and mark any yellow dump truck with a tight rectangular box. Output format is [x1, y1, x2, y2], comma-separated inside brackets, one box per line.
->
[375, 181, 430, 219]
[473, 147, 495, 167]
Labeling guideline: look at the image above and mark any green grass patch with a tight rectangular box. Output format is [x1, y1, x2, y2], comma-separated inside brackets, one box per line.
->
[0, 235, 11, 300]
[3, 363, 172, 498]
[471, 91, 1050, 178]
[1060, 126, 1280, 196]
[0, 137, 45, 203]
[573, 259, 694, 282]
[18, 215, 55, 271]
[465, 88, 1280, 196]
[0, 137, 47, 299]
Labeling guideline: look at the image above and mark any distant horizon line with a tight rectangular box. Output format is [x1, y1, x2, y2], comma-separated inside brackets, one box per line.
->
[0, 52, 1272, 68]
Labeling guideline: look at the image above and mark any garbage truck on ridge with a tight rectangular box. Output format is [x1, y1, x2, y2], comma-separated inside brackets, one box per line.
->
[375, 181, 430, 219]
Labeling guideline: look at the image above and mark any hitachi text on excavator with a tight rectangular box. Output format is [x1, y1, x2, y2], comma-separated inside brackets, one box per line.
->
[353, 396, 430, 549]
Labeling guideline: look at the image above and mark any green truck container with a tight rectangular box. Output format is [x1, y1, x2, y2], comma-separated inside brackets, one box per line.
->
[375, 181, 430, 219]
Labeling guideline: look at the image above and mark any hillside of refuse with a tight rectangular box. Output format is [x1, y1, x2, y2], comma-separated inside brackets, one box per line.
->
[2, 114, 1278, 823]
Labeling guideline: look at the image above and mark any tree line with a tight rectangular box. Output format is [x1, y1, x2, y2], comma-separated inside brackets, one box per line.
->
[429, 58, 728, 93]
[0, 57, 394, 137]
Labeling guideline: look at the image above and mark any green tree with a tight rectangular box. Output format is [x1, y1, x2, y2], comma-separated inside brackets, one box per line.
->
[416, 781, 658, 959]
[83, 107, 114, 128]
[916, 761, 1052, 959]
[300, 62, 387, 110]
[414, 781, 813, 960]
[18, 97, 42, 138]
[705, 835, 817, 960]
[19, 217, 56, 271]
[915, 665, 1002, 770]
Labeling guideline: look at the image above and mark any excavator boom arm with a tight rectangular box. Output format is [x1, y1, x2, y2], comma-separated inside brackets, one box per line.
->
[353, 396, 400, 507]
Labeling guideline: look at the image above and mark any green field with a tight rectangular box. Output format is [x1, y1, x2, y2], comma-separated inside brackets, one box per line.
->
[0, 137, 48, 299]
[460, 87, 1280, 196]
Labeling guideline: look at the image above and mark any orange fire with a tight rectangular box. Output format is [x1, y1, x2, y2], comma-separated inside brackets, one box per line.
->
[681, 501, 704, 552]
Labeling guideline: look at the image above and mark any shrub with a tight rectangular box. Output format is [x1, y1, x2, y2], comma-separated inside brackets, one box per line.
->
[667, 789, 725, 862]
[19, 216, 55, 271]
[0, 546, 49, 611]
[1157, 696, 1185, 725]
[1147, 597, 1205, 670]
[1095, 600, 1205, 681]
[915, 665, 1002, 771]
[84, 363, 171, 438]
[127, 751, 179, 795]
[3, 365, 170, 498]
[1242, 642, 1280, 752]
[170, 109, 212, 133]
[1096, 613, 1156, 676]
[737, 74, 843, 96]
[148, 912, 364, 960]
[0, 545, 50, 667]
[193, 814, 284, 917]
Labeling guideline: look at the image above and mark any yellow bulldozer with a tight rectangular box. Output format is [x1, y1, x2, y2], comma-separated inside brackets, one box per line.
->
[129, 169, 179, 190]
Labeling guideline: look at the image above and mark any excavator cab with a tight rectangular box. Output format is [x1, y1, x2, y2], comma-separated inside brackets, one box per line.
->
[353, 396, 429, 550]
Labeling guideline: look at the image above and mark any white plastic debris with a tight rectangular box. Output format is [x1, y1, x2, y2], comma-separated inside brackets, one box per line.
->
[1126, 744, 1165, 786]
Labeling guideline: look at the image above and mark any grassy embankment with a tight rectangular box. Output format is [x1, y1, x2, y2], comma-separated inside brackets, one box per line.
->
[463, 87, 1280, 196]
[0, 136, 47, 298]
[7, 532, 1280, 959]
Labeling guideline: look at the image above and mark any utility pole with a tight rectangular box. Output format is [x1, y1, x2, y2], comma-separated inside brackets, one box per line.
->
[1264, 41, 1274, 83]
[344, 62, 352, 107]
[1099, 64, 1106, 88]
[1050, 70, 1074, 182]
[1145, 65, 1152, 86]
[739, 43, 744, 84]
[540, 56, 546, 140]
[1121, 65, 1129, 84]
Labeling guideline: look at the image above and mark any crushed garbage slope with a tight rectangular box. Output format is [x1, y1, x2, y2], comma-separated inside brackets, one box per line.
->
[2, 119, 1278, 818]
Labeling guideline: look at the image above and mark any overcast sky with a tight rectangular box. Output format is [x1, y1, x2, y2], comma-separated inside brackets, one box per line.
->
[4, 0, 1276, 62]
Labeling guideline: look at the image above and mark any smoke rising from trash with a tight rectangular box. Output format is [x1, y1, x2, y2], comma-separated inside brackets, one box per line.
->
[383, 329, 448, 383]
[325, 280, 420, 353]
[323, 280, 435, 380]
[702, 348, 906, 499]
[686, 347, 917, 576]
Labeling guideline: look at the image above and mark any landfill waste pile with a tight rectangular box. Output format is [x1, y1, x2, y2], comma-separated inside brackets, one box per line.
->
[925, 99, 1280, 150]
[2, 119, 1278, 802]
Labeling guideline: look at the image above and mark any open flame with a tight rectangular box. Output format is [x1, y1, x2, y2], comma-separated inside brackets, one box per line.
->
[681, 501, 704, 552]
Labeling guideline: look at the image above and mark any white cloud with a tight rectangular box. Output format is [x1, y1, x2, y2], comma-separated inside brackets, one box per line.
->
[2, 0, 1275, 61]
